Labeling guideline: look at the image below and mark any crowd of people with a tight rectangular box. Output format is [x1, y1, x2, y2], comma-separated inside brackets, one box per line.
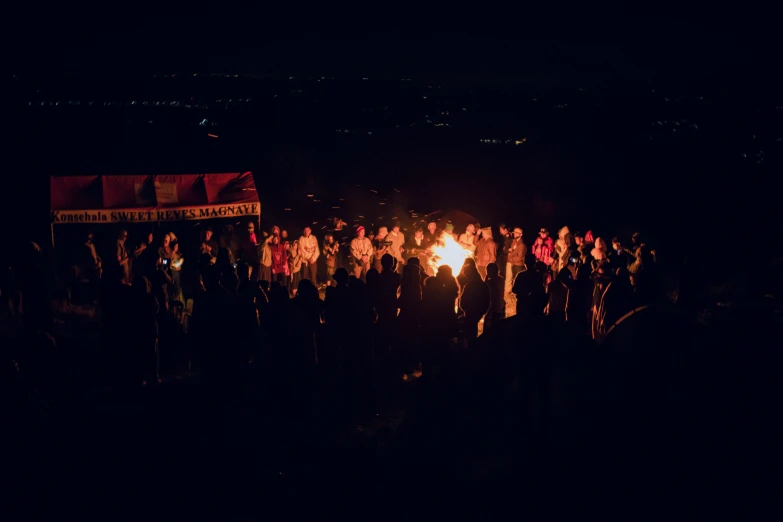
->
[22, 215, 662, 390]
[3, 210, 781, 496]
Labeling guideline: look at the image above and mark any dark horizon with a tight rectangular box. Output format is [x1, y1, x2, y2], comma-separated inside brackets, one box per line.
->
[7, 9, 782, 87]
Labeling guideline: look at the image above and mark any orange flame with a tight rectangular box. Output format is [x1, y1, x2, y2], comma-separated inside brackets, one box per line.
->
[428, 232, 474, 274]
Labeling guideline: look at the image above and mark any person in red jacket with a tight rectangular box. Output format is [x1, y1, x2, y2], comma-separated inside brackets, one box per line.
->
[532, 227, 554, 266]
[269, 234, 290, 287]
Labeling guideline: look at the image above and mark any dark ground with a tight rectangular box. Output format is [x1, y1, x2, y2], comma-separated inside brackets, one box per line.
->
[6, 307, 779, 517]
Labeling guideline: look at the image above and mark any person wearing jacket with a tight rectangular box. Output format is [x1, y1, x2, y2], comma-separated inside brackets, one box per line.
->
[506, 227, 527, 290]
[591, 237, 609, 272]
[388, 222, 406, 272]
[497, 224, 512, 285]
[405, 228, 429, 269]
[350, 226, 373, 281]
[475, 227, 497, 280]
[322, 234, 339, 286]
[458, 224, 478, 255]
[298, 226, 320, 285]
[554, 226, 575, 275]
[373, 226, 390, 272]
[269, 234, 290, 287]
[532, 227, 554, 266]
[288, 240, 303, 295]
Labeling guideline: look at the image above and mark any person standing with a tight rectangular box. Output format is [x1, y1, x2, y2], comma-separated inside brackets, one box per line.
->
[288, 240, 303, 295]
[475, 227, 497, 280]
[496, 224, 511, 283]
[298, 226, 320, 285]
[169, 234, 184, 304]
[83, 230, 102, 280]
[330, 218, 350, 269]
[507, 227, 526, 288]
[388, 222, 406, 272]
[532, 227, 554, 267]
[323, 234, 339, 286]
[116, 229, 130, 284]
[350, 226, 373, 281]
[484, 263, 505, 328]
[554, 226, 575, 275]
[269, 234, 290, 287]
[406, 228, 429, 268]
[373, 226, 390, 272]
[240, 221, 263, 282]
[200, 227, 219, 263]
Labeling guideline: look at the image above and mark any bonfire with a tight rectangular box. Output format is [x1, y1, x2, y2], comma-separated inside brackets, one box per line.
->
[428, 233, 474, 274]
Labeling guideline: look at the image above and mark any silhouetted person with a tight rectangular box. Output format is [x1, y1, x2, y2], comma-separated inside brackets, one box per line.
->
[288, 279, 323, 367]
[324, 268, 351, 329]
[597, 267, 635, 338]
[323, 268, 351, 373]
[191, 265, 239, 405]
[484, 263, 505, 329]
[512, 261, 548, 319]
[377, 254, 401, 324]
[459, 262, 490, 340]
[547, 264, 572, 324]
[419, 265, 459, 377]
[285, 279, 323, 417]
[130, 276, 159, 386]
[398, 262, 423, 371]
[365, 266, 380, 310]
[456, 257, 479, 295]
[240, 221, 262, 282]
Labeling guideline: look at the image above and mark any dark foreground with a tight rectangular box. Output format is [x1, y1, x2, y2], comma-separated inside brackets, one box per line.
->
[4, 307, 780, 517]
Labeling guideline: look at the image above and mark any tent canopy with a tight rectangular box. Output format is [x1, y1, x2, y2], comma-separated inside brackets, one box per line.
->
[51, 172, 260, 225]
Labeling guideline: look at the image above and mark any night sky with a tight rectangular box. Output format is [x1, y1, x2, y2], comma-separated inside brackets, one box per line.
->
[5, 6, 781, 247]
[7, 7, 779, 87]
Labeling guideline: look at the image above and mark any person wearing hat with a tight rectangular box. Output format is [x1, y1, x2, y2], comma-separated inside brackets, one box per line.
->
[444, 222, 457, 241]
[554, 226, 575, 275]
[630, 231, 644, 259]
[532, 227, 554, 266]
[424, 221, 440, 248]
[350, 226, 373, 281]
[507, 227, 527, 289]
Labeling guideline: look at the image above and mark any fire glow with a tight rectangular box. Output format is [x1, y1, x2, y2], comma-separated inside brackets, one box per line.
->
[428, 232, 473, 273]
